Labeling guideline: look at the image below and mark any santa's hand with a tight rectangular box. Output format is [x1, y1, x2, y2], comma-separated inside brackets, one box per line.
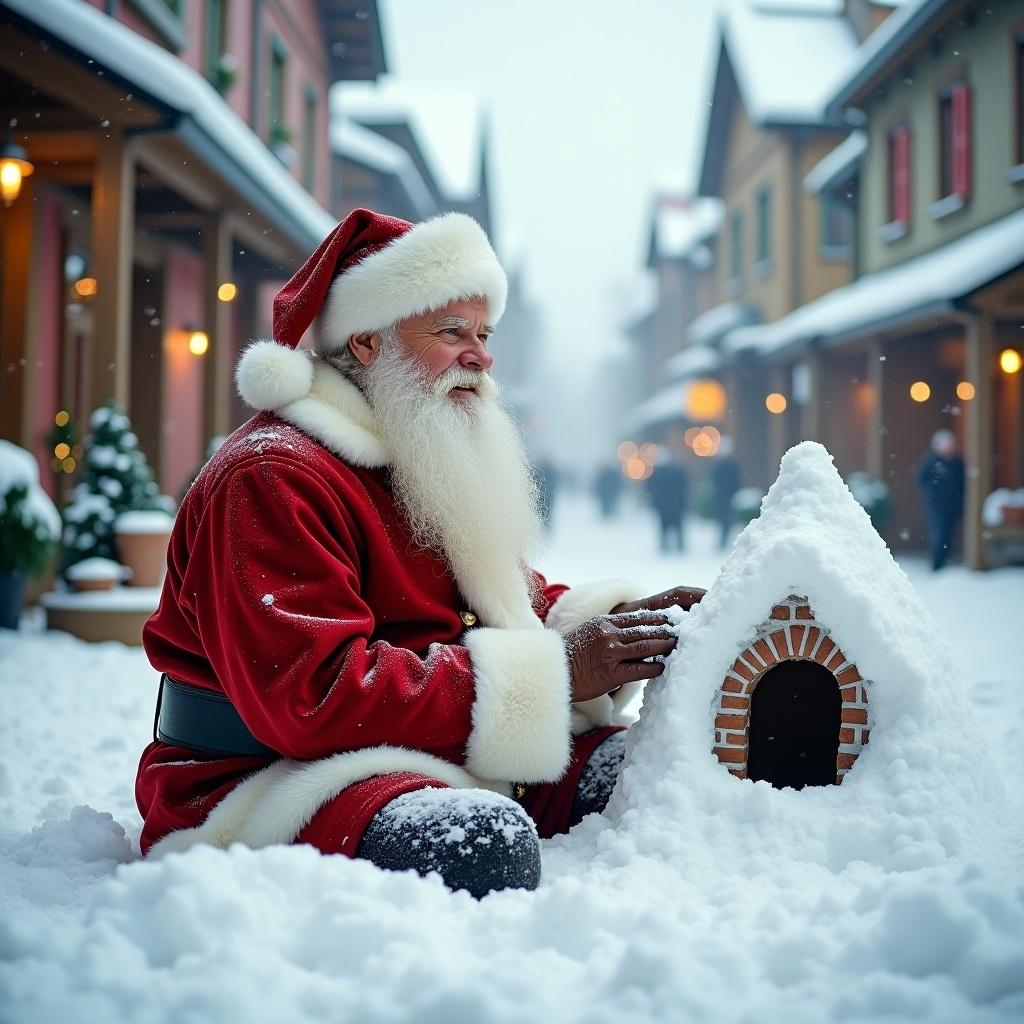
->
[563, 611, 677, 703]
[610, 586, 706, 615]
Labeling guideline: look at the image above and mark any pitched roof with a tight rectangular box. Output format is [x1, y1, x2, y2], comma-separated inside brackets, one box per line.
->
[646, 197, 723, 267]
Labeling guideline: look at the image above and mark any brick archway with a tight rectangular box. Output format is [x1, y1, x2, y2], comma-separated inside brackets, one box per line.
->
[713, 594, 870, 785]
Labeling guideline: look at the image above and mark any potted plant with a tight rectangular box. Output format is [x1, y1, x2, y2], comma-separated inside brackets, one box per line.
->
[0, 440, 61, 629]
[982, 488, 1024, 527]
[65, 556, 127, 593]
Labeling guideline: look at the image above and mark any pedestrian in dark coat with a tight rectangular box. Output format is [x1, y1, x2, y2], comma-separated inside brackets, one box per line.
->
[646, 448, 689, 553]
[710, 435, 741, 549]
[916, 429, 965, 571]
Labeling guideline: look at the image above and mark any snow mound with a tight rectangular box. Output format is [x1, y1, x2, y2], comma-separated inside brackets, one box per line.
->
[610, 441, 1002, 874]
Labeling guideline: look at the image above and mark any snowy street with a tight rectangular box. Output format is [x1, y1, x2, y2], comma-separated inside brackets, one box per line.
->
[1, 475, 1023, 1024]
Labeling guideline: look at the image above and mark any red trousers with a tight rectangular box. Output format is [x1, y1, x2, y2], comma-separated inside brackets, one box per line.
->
[296, 727, 623, 856]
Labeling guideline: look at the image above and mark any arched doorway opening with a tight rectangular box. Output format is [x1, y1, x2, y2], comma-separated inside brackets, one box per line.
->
[747, 660, 841, 790]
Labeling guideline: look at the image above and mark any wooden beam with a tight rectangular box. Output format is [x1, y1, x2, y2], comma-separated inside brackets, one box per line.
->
[964, 312, 994, 570]
[0, 175, 36, 447]
[90, 128, 136, 410]
[202, 213, 234, 442]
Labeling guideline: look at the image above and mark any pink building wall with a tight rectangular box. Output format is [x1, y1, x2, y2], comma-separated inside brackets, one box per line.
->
[161, 246, 205, 498]
[31, 192, 64, 500]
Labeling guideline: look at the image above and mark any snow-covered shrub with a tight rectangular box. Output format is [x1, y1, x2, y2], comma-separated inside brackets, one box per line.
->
[61, 402, 164, 573]
[730, 486, 763, 525]
[846, 470, 892, 535]
[0, 440, 61, 576]
[982, 487, 1024, 527]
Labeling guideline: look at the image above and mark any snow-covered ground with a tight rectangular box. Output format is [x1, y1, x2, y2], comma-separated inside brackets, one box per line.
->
[1, 474, 1022, 1024]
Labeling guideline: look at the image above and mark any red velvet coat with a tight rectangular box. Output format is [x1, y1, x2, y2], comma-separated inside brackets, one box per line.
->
[137, 362, 643, 857]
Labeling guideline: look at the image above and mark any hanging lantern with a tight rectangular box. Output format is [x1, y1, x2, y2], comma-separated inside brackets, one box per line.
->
[0, 138, 34, 207]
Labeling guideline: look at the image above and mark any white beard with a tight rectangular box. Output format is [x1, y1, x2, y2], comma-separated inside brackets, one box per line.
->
[360, 337, 544, 620]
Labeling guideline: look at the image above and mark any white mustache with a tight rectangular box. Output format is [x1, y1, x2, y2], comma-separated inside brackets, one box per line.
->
[432, 365, 497, 398]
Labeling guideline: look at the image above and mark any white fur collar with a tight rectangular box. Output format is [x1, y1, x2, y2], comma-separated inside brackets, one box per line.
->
[277, 361, 540, 631]
[277, 361, 389, 469]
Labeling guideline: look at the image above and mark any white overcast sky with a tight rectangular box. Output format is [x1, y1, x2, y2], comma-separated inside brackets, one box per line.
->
[359, 0, 724, 455]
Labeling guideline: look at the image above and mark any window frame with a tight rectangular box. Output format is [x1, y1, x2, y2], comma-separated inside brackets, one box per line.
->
[729, 209, 745, 292]
[302, 83, 318, 191]
[880, 119, 911, 242]
[754, 186, 772, 277]
[268, 36, 288, 145]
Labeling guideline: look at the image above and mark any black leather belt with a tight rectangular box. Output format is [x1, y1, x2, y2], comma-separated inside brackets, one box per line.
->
[153, 674, 279, 759]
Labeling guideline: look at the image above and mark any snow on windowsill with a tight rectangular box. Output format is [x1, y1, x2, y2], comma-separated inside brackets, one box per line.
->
[928, 193, 966, 222]
[877, 219, 908, 244]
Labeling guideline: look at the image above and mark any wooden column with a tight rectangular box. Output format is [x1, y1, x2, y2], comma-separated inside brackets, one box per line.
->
[964, 312, 994, 570]
[866, 336, 886, 479]
[0, 175, 36, 446]
[90, 129, 136, 410]
[202, 213, 234, 444]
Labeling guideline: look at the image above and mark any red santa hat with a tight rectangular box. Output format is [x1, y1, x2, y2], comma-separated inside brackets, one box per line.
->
[235, 208, 508, 411]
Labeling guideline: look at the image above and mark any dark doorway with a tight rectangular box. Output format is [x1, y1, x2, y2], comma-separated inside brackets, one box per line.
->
[747, 660, 841, 790]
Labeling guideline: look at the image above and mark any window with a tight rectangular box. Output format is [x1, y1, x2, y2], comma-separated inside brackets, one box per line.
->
[755, 187, 771, 270]
[730, 210, 744, 287]
[205, 0, 229, 86]
[938, 80, 971, 199]
[820, 192, 852, 252]
[268, 38, 287, 144]
[1015, 32, 1024, 166]
[887, 123, 911, 226]
[302, 85, 317, 190]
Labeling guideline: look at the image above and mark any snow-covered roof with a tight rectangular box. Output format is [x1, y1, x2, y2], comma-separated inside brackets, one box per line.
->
[803, 130, 867, 194]
[651, 199, 723, 263]
[334, 82, 484, 201]
[622, 381, 696, 433]
[722, 1, 860, 125]
[664, 345, 722, 383]
[723, 207, 1024, 356]
[687, 301, 760, 348]
[828, 0, 942, 113]
[329, 118, 436, 219]
[612, 440, 995, 867]
[4, 0, 335, 251]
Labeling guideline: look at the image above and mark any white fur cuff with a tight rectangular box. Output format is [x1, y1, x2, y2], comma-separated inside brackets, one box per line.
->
[463, 627, 571, 783]
[546, 579, 647, 635]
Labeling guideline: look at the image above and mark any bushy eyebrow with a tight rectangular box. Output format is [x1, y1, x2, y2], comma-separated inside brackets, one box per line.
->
[433, 315, 494, 333]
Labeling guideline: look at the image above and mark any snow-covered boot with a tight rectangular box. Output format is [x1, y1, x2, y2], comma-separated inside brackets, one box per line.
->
[570, 731, 627, 827]
[356, 787, 541, 898]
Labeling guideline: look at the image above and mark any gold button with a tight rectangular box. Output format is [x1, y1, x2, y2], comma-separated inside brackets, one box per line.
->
[513, 783, 527, 801]
[460, 610, 477, 627]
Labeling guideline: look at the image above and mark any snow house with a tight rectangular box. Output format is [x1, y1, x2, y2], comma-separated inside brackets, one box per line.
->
[712, 593, 869, 788]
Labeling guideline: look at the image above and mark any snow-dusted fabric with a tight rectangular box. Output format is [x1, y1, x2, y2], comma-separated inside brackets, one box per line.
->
[137, 395, 631, 857]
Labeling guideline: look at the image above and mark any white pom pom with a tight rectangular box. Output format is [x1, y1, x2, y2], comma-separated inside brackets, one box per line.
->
[235, 341, 314, 411]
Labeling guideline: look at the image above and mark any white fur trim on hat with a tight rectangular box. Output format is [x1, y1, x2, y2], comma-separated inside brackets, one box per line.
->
[236, 340, 315, 411]
[317, 212, 508, 351]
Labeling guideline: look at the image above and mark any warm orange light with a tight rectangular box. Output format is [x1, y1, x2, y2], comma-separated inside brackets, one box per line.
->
[54, 410, 70, 427]
[701, 425, 721, 444]
[1000, 349, 1022, 375]
[765, 392, 787, 414]
[686, 379, 727, 421]
[217, 281, 238, 302]
[624, 457, 648, 480]
[692, 432, 717, 457]
[683, 427, 701, 448]
[73, 277, 98, 297]
[955, 381, 975, 401]
[0, 152, 33, 207]
[62, 456, 77, 473]
[617, 441, 638, 462]
[639, 442, 659, 462]
[54, 442, 71, 460]
[188, 330, 210, 356]
[909, 381, 930, 402]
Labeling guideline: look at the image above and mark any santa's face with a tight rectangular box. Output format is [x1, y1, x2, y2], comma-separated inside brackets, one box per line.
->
[392, 296, 494, 402]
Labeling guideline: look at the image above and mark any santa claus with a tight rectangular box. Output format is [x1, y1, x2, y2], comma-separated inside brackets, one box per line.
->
[137, 208, 704, 897]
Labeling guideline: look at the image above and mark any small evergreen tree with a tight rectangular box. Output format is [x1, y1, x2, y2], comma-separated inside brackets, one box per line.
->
[61, 401, 163, 571]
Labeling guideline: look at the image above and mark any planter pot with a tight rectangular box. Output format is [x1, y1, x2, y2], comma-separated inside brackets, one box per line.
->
[115, 510, 174, 588]
[0, 569, 27, 630]
[1001, 506, 1024, 526]
[70, 576, 118, 593]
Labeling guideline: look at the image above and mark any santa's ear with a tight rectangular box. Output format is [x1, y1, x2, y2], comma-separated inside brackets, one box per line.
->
[348, 331, 381, 367]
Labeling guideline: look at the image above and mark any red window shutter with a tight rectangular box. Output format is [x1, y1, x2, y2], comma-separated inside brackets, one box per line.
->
[952, 82, 971, 198]
[892, 125, 911, 224]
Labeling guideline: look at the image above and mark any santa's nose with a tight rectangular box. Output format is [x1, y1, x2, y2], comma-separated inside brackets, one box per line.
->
[459, 341, 493, 373]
